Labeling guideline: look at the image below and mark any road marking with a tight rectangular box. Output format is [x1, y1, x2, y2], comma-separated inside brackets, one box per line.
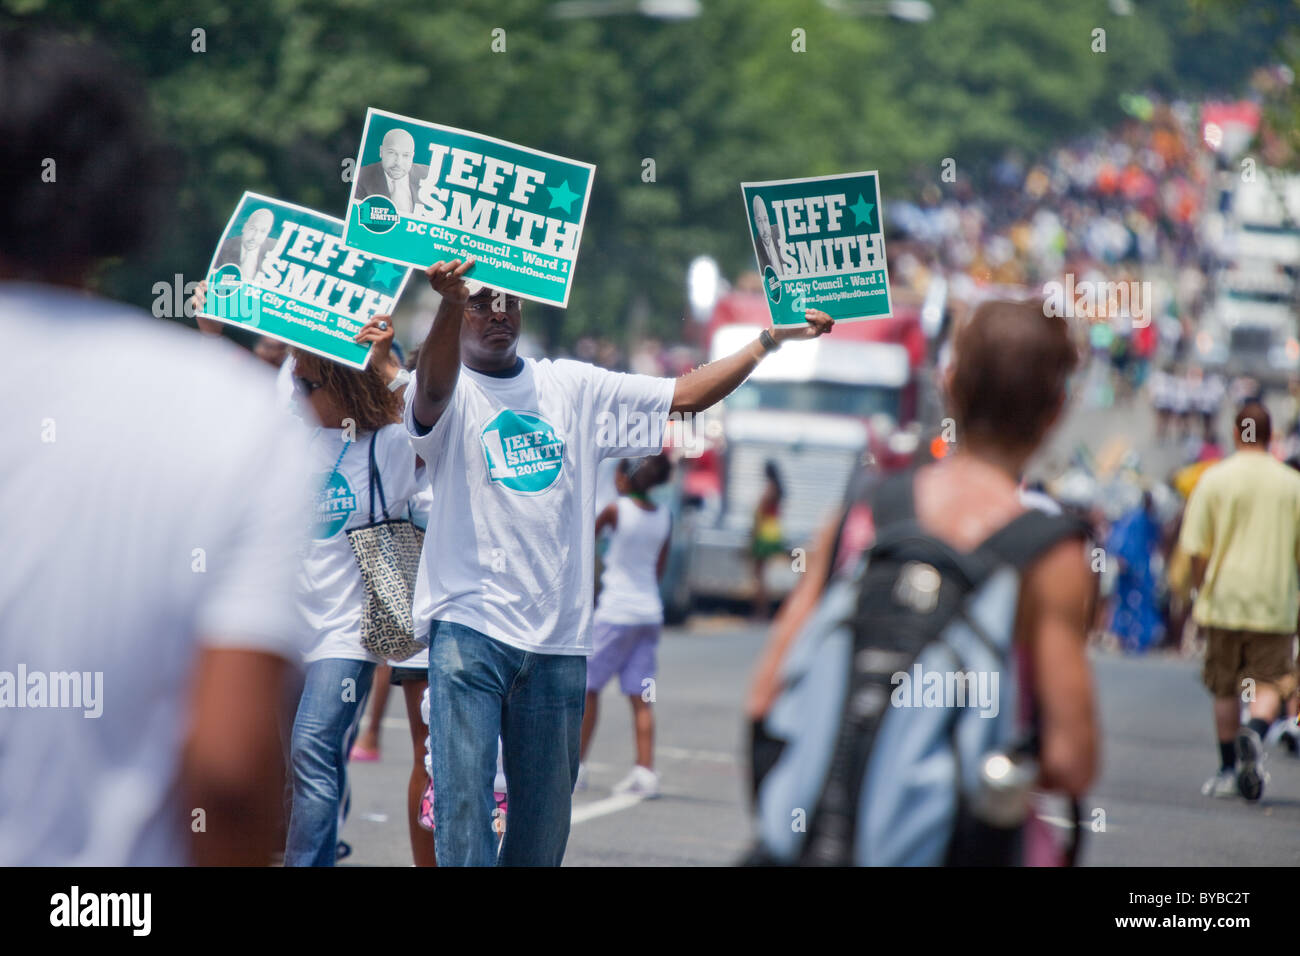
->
[657, 746, 736, 764]
[1040, 814, 1117, 831]
[374, 726, 736, 766]
[571, 792, 647, 824]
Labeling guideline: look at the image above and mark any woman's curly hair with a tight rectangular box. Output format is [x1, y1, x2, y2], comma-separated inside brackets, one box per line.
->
[292, 348, 403, 433]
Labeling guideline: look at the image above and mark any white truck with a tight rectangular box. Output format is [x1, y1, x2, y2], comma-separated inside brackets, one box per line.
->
[663, 322, 916, 617]
[1200, 169, 1300, 386]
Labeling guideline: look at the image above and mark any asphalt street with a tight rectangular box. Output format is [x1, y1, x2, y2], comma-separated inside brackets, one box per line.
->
[342, 373, 1300, 866]
[342, 621, 1300, 866]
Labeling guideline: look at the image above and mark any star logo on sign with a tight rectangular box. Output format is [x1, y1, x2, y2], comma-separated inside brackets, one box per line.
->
[368, 259, 407, 289]
[849, 194, 875, 228]
[546, 179, 580, 215]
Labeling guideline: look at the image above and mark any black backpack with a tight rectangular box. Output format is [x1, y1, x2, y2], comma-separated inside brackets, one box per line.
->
[747, 470, 1089, 866]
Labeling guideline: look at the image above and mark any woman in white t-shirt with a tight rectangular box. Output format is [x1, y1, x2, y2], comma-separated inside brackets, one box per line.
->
[283, 335, 428, 867]
[577, 454, 673, 798]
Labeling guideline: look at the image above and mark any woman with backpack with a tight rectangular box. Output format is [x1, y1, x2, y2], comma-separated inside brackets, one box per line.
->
[746, 299, 1098, 866]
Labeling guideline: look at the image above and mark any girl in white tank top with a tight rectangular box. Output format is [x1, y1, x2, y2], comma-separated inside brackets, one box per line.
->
[579, 455, 673, 797]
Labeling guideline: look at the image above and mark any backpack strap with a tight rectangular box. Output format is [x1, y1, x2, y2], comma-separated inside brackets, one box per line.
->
[977, 509, 1090, 571]
[869, 470, 916, 530]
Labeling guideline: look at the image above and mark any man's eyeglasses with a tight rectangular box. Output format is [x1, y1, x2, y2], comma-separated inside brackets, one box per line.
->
[294, 376, 324, 396]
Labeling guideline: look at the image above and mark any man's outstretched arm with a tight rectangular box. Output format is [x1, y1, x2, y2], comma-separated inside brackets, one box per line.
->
[412, 258, 476, 431]
[671, 309, 832, 415]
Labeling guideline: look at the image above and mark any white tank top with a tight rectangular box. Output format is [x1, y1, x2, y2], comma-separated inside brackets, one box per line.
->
[594, 497, 672, 625]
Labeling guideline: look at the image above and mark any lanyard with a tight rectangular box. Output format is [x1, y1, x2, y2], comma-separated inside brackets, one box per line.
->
[320, 434, 352, 492]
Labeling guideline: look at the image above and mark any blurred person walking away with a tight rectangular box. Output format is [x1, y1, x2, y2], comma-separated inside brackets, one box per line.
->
[578, 454, 673, 797]
[746, 299, 1097, 866]
[751, 460, 786, 620]
[1104, 491, 1164, 653]
[408, 260, 831, 866]
[1180, 402, 1300, 801]
[0, 31, 313, 865]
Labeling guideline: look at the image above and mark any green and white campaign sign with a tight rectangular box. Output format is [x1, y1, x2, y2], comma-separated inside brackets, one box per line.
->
[200, 192, 411, 369]
[343, 108, 596, 308]
[741, 171, 892, 326]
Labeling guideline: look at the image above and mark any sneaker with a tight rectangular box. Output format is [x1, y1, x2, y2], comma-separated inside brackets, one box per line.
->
[418, 779, 435, 832]
[1265, 718, 1300, 756]
[575, 763, 589, 792]
[1283, 725, 1300, 756]
[1201, 769, 1237, 798]
[1235, 727, 1266, 801]
[611, 765, 660, 798]
[349, 743, 380, 763]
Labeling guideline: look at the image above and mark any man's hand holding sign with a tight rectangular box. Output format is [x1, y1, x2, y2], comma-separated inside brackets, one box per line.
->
[198, 191, 411, 369]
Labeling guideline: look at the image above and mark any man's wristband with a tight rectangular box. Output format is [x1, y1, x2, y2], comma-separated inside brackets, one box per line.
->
[388, 367, 412, 393]
[758, 328, 781, 354]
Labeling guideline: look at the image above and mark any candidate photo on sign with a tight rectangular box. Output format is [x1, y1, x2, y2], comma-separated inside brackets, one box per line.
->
[217, 207, 275, 282]
[751, 196, 784, 279]
[357, 128, 430, 216]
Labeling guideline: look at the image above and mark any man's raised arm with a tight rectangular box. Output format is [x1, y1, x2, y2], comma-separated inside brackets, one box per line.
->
[413, 257, 476, 431]
[671, 308, 833, 415]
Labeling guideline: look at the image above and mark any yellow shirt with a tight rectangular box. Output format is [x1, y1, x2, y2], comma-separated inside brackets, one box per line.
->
[1179, 450, 1300, 633]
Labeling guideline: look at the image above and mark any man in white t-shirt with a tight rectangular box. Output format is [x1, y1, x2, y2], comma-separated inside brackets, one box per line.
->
[409, 258, 832, 865]
[0, 31, 313, 865]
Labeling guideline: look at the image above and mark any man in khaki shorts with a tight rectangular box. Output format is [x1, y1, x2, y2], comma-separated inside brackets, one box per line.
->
[1180, 401, 1300, 801]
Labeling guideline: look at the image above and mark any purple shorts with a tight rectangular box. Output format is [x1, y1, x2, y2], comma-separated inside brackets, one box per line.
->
[586, 620, 660, 696]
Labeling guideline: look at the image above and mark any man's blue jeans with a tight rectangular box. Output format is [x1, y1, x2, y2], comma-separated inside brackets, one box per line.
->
[285, 657, 375, 866]
[427, 620, 587, 866]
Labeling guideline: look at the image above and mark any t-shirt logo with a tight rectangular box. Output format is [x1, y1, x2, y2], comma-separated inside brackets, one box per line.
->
[480, 409, 565, 495]
[313, 472, 357, 538]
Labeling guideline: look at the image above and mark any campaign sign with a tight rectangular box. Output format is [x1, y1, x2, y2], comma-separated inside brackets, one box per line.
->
[200, 192, 411, 369]
[741, 171, 892, 325]
[342, 108, 595, 308]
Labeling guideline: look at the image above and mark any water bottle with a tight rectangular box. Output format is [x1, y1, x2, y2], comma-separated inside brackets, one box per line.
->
[971, 749, 1039, 829]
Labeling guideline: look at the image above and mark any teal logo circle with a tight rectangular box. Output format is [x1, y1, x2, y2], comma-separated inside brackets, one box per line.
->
[359, 195, 400, 233]
[763, 266, 782, 304]
[313, 472, 357, 538]
[480, 410, 565, 495]
[211, 263, 243, 297]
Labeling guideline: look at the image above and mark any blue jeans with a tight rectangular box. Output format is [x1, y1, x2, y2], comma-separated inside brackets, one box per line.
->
[285, 657, 376, 867]
[427, 620, 587, 866]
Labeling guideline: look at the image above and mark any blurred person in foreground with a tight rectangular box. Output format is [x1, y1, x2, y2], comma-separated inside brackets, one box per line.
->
[1180, 402, 1300, 801]
[0, 31, 312, 865]
[747, 300, 1098, 862]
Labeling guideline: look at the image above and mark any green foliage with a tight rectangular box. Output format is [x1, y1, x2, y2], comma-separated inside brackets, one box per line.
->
[0, 0, 1280, 346]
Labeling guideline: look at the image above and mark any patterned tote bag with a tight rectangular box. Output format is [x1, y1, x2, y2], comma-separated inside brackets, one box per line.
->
[346, 431, 426, 662]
